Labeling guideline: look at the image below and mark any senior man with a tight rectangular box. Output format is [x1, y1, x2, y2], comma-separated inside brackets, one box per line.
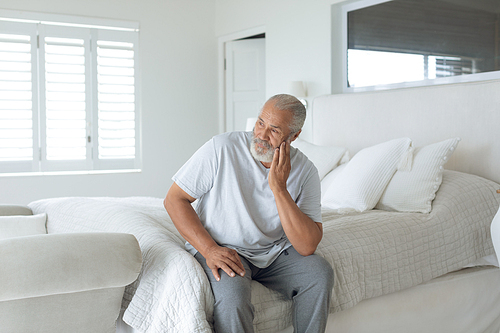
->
[164, 94, 333, 333]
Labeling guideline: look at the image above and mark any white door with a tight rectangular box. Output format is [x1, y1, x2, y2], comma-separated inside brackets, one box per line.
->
[225, 38, 266, 132]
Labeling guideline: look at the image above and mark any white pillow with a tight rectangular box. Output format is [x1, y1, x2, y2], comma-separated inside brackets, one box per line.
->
[0, 213, 47, 240]
[322, 137, 412, 213]
[292, 138, 348, 180]
[376, 137, 460, 213]
[320, 164, 346, 201]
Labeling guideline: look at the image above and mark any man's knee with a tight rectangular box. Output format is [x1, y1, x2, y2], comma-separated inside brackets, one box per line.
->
[212, 274, 253, 309]
[279, 248, 334, 291]
[301, 254, 334, 292]
[301, 252, 333, 273]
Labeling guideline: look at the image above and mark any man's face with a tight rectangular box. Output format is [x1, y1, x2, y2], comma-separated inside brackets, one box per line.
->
[250, 102, 295, 163]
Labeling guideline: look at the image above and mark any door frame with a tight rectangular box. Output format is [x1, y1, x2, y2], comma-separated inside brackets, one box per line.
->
[217, 25, 266, 134]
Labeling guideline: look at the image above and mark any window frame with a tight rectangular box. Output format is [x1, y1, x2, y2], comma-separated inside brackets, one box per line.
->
[0, 9, 141, 176]
[341, 0, 500, 93]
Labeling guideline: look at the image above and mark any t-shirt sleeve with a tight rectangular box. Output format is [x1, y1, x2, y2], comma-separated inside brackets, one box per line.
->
[172, 138, 218, 199]
[296, 165, 323, 223]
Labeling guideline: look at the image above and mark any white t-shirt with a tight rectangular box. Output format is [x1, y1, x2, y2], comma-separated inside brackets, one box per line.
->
[172, 131, 322, 268]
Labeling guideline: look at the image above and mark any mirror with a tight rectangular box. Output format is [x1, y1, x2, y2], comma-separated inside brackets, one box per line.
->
[344, 0, 500, 90]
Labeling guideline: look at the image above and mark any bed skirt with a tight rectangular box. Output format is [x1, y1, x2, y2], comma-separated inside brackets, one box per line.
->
[117, 266, 500, 333]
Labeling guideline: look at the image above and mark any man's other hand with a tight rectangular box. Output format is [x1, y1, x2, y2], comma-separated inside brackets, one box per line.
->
[205, 245, 246, 281]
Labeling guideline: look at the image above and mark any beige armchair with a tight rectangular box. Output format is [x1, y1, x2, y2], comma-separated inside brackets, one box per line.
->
[0, 205, 142, 333]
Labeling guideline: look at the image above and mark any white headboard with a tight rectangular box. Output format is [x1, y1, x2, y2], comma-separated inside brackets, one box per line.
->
[310, 79, 500, 184]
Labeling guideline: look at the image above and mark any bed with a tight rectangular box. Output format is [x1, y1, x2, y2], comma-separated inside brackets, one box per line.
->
[29, 79, 500, 332]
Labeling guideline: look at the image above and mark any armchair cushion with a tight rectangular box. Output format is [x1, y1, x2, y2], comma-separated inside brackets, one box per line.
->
[0, 213, 47, 240]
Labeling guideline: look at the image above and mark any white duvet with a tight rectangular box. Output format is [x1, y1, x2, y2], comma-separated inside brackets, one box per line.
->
[28, 170, 500, 333]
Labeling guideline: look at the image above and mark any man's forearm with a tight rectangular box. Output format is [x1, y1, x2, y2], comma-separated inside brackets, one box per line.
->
[164, 186, 218, 257]
[164, 183, 246, 280]
[268, 142, 322, 256]
[273, 188, 322, 256]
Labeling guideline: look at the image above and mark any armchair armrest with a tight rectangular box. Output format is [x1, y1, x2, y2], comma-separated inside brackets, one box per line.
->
[0, 232, 142, 302]
[0, 204, 32, 216]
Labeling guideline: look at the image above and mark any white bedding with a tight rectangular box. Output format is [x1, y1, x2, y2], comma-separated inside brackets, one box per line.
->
[28, 170, 500, 333]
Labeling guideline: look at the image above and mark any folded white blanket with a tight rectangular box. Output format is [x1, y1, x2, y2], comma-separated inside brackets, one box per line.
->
[29, 170, 500, 333]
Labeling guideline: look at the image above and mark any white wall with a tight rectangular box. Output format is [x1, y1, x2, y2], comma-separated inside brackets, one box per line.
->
[0, 0, 218, 204]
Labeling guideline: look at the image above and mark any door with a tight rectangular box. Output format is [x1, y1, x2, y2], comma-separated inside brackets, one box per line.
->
[225, 38, 266, 132]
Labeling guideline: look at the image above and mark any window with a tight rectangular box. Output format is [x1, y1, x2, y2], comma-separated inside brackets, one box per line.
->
[342, 0, 500, 92]
[0, 11, 140, 175]
[347, 50, 477, 88]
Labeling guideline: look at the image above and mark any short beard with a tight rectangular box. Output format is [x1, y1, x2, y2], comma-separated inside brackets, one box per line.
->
[250, 134, 275, 163]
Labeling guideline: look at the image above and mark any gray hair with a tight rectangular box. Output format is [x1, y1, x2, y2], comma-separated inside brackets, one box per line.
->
[263, 94, 306, 135]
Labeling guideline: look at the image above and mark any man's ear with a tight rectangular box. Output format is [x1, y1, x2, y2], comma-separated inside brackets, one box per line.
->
[289, 129, 301, 143]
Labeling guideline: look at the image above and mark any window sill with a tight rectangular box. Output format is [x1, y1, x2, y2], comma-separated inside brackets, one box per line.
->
[0, 169, 142, 178]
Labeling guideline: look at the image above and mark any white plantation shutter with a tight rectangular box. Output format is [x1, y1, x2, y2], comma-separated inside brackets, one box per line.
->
[0, 14, 140, 174]
[38, 25, 91, 172]
[44, 36, 87, 161]
[97, 40, 135, 160]
[0, 22, 38, 173]
[0, 33, 33, 161]
[92, 29, 139, 170]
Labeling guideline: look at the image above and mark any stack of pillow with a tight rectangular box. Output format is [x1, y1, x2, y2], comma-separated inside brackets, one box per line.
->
[291, 138, 349, 180]
[292, 137, 460, 214]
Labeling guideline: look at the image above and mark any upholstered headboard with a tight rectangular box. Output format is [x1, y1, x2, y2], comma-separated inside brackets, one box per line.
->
[309, 79, 500, 184]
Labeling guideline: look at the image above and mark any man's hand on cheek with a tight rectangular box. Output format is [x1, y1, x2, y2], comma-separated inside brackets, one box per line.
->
[268, 141, 291, 194]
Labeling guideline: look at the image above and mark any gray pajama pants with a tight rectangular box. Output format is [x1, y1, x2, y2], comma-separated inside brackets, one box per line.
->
[194, 247, 334, 333]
